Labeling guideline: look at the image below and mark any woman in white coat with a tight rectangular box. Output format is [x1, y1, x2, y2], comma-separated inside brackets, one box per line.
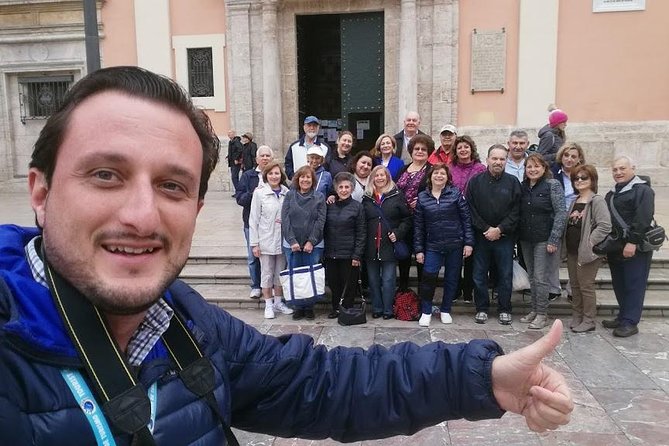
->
[249, 161, 294, 319]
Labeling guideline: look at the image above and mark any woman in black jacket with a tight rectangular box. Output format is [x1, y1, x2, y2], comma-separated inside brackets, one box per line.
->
[602, 156, 655, 338]
[324, 172, 366, 318]
[362, 166, 412, 319]
[518, 154, 567, 329]
[414, 163, 474, 327]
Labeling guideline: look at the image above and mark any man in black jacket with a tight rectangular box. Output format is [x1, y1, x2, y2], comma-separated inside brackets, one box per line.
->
[227, 130, 243, 197]
[466, 145, 522, 325]
[394, 111, 426, 162]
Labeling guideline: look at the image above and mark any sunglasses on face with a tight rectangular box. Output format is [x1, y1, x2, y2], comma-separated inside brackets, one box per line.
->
[413, 147, 428, 152]
[574, 176, 590, 181]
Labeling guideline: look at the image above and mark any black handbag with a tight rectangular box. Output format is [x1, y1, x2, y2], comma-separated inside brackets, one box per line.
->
[593, 233, 623, 255]
[337, 268, 367, 326]
[599, 193, 666, 254]
[640, 220, 667, 252]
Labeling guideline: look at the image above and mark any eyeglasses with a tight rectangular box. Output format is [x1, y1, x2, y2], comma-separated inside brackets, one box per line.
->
[412, 147, 428, 152]
[574, 176, 590, 181]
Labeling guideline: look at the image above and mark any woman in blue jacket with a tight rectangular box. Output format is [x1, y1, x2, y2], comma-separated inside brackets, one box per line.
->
[414, 163, 474, 327]
[371, 133, 405, 181]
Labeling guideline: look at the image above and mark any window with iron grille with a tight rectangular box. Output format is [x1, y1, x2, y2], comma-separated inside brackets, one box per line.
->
[187, 47, 214, 97]
[19, 76, 73, 124]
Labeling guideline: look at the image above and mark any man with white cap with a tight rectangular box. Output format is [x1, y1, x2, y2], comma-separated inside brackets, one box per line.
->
[285, 115, 330, 179]
[306, 145, 332, 197]
[429, 124, 457, 165]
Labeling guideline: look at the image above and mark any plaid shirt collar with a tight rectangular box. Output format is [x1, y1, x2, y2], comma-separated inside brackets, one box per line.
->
[25, 236, 174, 366]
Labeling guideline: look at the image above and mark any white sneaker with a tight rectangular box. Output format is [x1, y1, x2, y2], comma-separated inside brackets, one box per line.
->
[264, 304, 275, 319]
[274, 301, 294, 315]
[440, 312, 453, 324]
[250, 288, 262, 299]
[418, 313, 431, 327]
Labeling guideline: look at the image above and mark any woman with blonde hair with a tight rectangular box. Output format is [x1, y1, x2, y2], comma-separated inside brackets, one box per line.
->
[362, 166, 412, 318]
[371, 133, 404, 181]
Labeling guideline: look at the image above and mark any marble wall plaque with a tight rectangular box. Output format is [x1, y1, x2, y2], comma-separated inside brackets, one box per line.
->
[470, 28, 506, 93]
[593, 0, 645, 13]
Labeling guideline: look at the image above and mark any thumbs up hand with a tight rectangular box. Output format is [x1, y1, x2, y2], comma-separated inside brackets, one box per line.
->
[491, 320, 574, 432]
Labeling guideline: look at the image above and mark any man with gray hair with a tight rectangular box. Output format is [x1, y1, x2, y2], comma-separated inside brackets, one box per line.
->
[505, 129, 530, 182]
[236, 145, 275, 298]
[394, 111, 426, 162]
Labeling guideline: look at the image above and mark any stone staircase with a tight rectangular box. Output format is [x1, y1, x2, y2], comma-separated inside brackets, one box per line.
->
[179, 255, 669, 318]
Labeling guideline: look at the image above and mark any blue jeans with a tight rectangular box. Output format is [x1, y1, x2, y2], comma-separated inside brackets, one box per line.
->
[366, 259, 397, 315]
[608, 250, 652, 326]
[243, 227, 261, 290]
[472, 234, 514, 313]
[419, 249, 462, 314]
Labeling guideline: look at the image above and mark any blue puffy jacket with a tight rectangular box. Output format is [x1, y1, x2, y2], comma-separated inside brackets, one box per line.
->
[413, 186, 474, 254]
[0, 225, 504, 445]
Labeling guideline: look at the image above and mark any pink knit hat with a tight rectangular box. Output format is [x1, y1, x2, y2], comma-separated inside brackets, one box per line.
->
[549, 109, 568, 127]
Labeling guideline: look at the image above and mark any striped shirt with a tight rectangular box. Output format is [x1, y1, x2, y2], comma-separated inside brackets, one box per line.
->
[25, 236, 174, 366]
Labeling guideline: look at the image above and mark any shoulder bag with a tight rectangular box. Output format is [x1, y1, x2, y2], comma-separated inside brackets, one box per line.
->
[373, 201, 411, 261]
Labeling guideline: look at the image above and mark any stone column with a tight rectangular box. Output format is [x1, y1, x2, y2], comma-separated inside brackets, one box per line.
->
[398, 0, 418, 127]
[225, 1, 254, 133]
[262, 0, 283, 153]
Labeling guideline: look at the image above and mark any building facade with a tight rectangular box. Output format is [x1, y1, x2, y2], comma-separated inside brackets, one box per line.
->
[1, 0, 667, 191]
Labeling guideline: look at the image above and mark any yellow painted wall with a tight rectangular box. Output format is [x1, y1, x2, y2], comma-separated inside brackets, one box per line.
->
[458, 0, 519, 126]
[556, 1, 669, 122]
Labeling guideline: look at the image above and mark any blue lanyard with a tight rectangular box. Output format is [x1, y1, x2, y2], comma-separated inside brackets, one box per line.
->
[61, 369, 158, 445]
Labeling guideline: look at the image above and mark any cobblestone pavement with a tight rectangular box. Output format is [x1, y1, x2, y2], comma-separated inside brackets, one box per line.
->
[222, 309, 669, 446]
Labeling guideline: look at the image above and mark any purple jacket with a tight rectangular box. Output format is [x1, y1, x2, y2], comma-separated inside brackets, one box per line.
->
[449, 161, 487, 195]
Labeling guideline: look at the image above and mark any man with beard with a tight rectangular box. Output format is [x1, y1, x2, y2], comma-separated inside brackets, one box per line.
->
[0, 67, 573, 445]
[466, 145, 522, 325]
[284, 115, 329, 179]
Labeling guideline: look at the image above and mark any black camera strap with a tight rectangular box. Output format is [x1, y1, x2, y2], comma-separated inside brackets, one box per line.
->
[44, 257, 239, 446]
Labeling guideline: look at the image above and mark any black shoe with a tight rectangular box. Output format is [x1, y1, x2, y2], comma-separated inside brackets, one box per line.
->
[292, 309, 305, 320]
[548, 292, 561, 302]
[327, 310, 339, 319]
[382, 314, 394, 320]
[304, 308, 315, 320]
[601, 318, 620, 329]
[613, 324, 638, 337]
[567, 294, 573, 302]
[372, 312, 382, 319]
[462, 295, 473, 303]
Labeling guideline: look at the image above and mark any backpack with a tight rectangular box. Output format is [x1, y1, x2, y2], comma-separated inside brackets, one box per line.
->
[393, 289, 421, 321]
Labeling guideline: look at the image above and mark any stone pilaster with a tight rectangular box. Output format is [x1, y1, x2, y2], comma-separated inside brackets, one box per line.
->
[225, 1, 254, 134]
[397, 0, 418, 126]
[261, 0, 282, 153]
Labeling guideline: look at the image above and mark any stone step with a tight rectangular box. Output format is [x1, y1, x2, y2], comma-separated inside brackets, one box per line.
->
[191, 283, 668, 318]
[178, 262, 669, 290]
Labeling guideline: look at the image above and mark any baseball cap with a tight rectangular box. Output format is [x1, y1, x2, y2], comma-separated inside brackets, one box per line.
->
[304, 116, 320, 125]
[440, 124, 457, 135]
[306, 146, 325, 157]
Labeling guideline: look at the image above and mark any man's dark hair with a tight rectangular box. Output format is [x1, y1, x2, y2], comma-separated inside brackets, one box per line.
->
[29, 66, 220, 199]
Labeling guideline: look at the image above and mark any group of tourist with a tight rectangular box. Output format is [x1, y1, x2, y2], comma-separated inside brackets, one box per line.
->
[235, 112, 655, 338]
